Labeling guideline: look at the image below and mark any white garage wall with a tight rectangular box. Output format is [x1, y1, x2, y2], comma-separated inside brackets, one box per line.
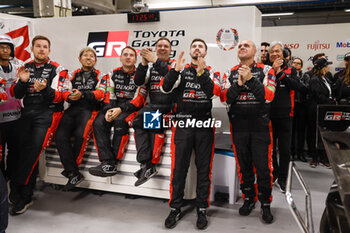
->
[32, 6, 261, 75]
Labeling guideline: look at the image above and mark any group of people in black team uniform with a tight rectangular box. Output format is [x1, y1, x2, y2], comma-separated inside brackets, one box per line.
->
[0, 33, 349, 231]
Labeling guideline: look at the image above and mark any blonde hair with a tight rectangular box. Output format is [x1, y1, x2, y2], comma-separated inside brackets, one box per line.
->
[79, 47, 97, 59]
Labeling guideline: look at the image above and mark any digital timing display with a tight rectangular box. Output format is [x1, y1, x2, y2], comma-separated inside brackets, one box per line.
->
[127, 12, 160, 23]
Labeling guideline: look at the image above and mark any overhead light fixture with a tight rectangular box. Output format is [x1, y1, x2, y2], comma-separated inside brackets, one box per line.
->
[262, 12, 294, 17]
[0, 5, 13, 9]
[345, 9, 350, 12]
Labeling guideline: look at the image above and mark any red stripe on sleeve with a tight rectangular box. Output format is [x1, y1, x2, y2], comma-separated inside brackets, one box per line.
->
[264, 86, 275, 102]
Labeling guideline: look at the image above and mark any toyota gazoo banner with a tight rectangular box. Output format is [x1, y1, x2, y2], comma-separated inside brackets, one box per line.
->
[87, 29, 185, 58]
[0, 18, 33, 63]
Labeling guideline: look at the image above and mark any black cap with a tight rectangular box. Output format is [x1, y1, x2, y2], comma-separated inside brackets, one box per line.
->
[314, 58, 332, 70]
[344, 52, 350, 61]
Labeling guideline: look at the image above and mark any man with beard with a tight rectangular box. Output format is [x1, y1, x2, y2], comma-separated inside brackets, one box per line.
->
[161, 38, 221, 230]
[132, 38, 175, 186]
[55, 47, 108, 191]
[89, 46, 146, 177]
[9, 35, 67, 215]
[221, 40, 276, 223]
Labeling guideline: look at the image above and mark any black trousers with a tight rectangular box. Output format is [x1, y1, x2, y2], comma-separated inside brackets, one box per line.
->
[0, 119, 20, 180]
[132, 104, 170, 165]
[0, 170, 8, 233]
[169, 126, 215, 209]
[230, 114, 273, 203]
[14, 109, 54, 185]
[272, 117, 292, 183]
[291, 102, 310, 156]
[93, 110, 137, 162]
[10, 108, 61, 202]
[55, 107, 98, 175]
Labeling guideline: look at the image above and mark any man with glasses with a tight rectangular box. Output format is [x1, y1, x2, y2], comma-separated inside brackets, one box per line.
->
[291, 58, 308, 162]
[0, 35, 22, 182]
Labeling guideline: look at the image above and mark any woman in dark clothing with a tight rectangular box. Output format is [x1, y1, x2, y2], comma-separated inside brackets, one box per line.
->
[335, 53, 350, 105]
[308, 58, 336, 168]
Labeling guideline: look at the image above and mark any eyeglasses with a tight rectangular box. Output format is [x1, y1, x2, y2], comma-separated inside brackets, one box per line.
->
[292, 62, 302, 65]
[0, 46, 11, 51]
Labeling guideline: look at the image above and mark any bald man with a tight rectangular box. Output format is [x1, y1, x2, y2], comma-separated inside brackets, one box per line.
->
[221, 40, 276, 223]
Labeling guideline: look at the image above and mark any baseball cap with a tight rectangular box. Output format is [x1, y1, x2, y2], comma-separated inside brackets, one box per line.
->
[314, 58, 332, 70]
[344, 52, 350, 61]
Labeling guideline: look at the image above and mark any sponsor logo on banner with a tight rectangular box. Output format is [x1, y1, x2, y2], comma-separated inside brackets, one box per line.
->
[307, 40, 330, 50]
[307, 56, 329, 61]
[336, 42, 350, 48]
[337, 55, 345, 61]
[216, 28, 239, 51]
[324, 111, 350, 121]
[88, 30, 185, 58]
[284, 43, 299, 49]
[131, 30, 185, 58]
[335, 67, 345, 72]
[87, 31, 129, 57]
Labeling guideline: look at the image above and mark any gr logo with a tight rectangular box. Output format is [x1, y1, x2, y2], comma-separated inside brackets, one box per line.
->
[324, 112, 342, 121]
[87, 31, 129, 57]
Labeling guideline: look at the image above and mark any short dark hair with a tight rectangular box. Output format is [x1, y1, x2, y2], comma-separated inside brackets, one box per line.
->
[312, 53, 325, 64]
[121, 46, 137, 57]
[32, 35, 51, 48]
[155, 37, 171, 47]
[293, 57, 303, 67]
[261, 42, 270, 47]
[190, 38, 207, 51]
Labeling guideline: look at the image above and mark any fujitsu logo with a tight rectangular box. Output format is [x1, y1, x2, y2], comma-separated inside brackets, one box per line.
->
[87, 31, 129, 57]
[307, 40, 330, 50]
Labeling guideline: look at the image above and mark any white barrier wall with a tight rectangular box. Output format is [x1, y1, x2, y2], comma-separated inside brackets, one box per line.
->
[262, 23, 350, 74]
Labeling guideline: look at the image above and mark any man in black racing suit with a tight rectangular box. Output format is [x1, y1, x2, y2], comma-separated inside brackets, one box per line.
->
[9, 35, 67, 215]
[161, 38, 221, 230]
[55, 47, 108, 191]
[132, 38, 175, 186]
[221, 40, 276, 224]
[89, 46, 146, 177]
